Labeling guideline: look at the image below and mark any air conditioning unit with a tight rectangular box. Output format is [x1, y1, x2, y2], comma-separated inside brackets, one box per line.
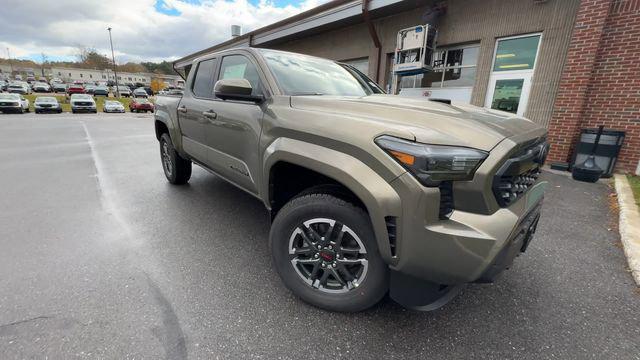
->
[393, 25, 437, 75]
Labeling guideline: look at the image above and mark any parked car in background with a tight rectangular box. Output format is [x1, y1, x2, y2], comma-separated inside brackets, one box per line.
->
[129, 98, 153, 112]
[34, 96, 62, 114]
[14, 74, 23, 81]
[32, 82, 52, 93]
[93, 86, 109, 97]
[26, 76, 36, 84]
[115, 86, 131, 97]
[0, 80, 8, 91]
[143, 86, 154, 96]
[8, 82, 31, 94]
[50, 78, 63, 84]
[52, 83, 67, 93]
[67, 84, 85, 95]
[85, 84, 96, 94]
[0, 93, 29, 113]
[133, 88, 148, 98]
[165, 89, 184, 96]
[70, 94, 96, 113]
[103, 100, 125, 113]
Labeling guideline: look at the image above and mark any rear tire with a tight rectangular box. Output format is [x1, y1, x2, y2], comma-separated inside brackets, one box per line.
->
[270, 193, 388, 312]
[159, 133, 191, 185]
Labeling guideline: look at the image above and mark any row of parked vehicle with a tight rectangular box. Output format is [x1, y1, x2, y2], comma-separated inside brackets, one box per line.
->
[0, 93, 154, 114]
[0, 77, 166, 98]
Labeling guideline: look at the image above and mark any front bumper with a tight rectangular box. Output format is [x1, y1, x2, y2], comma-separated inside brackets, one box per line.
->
[386, 129, 548, 285]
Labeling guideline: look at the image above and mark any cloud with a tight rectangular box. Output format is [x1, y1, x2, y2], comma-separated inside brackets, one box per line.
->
[0, 0, 327, 63]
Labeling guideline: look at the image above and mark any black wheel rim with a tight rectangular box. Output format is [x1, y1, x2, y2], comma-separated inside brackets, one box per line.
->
[161, 141, 173, 177]
[288, 218, 368, 293]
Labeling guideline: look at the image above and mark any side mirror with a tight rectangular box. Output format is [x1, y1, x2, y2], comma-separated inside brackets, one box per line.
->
[214, 78, 263, 103]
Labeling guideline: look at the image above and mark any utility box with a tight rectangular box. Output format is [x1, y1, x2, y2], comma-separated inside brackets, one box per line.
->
[393, 25, 437, 76]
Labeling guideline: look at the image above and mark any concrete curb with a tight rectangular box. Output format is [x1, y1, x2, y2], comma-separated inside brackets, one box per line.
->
[614, 174, 640, 285]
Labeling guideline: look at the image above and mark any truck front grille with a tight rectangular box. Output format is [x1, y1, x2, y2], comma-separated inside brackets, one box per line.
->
[494, 167, 541, 206]
[492, 138, 549, 207]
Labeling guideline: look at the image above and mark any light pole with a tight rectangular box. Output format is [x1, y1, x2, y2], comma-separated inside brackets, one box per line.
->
[107, 27, 120, 98]
[7, 48, 13, 75]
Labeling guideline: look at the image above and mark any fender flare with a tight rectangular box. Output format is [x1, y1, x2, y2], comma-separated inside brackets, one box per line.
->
[263, 137, 402, 263]
[154, 110, 185, 156]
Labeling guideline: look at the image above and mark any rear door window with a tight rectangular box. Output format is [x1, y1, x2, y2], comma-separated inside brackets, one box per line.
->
[192, 58, 217, 98]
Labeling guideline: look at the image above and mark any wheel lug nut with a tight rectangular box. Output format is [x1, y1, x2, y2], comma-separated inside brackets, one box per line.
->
[332, 263, 336, 268]
[317, 245, 322, 250]
[314, 253, 319, 258]
[321, 237, 325, 241]
[336, 254, 340, 258]
[328, 245, 333, 250]
[321, 263, 326, 268]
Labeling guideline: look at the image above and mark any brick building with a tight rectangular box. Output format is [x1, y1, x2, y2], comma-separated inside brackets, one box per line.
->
[175, 0, 640, 174]
[547, 0, 640, 173]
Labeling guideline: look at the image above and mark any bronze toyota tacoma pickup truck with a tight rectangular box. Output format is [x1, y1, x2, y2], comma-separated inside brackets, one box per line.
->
[154, 48, 549, 312]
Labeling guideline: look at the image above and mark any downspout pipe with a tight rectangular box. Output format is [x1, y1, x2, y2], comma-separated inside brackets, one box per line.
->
[362, 0, 382, 83]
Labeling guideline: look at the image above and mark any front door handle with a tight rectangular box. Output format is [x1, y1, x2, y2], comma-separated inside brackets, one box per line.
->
[202, 110, 217, 120]
[177, 105, 187, 113]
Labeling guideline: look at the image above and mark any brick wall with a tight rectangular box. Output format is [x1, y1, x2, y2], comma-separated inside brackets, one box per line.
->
[548, 0, 640, 173]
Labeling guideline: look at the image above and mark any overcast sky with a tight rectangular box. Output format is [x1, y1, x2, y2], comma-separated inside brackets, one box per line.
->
[0, 0, 326, 64]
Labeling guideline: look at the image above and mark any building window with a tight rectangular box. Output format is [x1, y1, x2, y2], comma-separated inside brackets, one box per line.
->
[89, 74, 92, 78]
[102, 75, 106, 79]
[80, 74, 83, 78]
[58, 72, 61, 76]
[484, 33, 542, 116]
[493, 35, 540, 71]
[68, 73, 71, 77]
[400, 44, 479, 89]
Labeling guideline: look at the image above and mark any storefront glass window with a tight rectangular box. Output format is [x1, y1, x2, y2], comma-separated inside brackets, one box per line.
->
[399, 44, 479, 90]
[490, 78, 524, 113]
[493, 35, 540, 71]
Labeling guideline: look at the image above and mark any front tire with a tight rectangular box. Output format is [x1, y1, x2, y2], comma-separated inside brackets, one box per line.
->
[270, 193, 388, 312]
[159, 133, 191, 185]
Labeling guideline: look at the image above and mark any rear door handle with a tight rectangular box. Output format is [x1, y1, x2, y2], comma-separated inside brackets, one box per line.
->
[202, 110, 217, 120]
[177, 105, 187, 113]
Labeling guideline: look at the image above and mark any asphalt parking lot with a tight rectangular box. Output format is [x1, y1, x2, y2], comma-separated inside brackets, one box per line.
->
[0, 113, 638, 359]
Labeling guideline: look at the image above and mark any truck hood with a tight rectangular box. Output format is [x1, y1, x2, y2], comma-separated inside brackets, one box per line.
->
[290, 94, 543, 151]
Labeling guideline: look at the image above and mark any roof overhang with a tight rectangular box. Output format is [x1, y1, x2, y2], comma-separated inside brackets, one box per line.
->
[174, 0, 426, 68]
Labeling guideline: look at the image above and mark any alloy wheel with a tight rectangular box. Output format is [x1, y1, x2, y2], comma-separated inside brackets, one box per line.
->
[288, 218, 368, 293]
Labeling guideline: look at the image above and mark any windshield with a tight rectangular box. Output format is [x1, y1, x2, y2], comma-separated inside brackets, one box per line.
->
[136, 99, 149, 103]
[0, 94, 20, 100]
[105, 101, 121, 105]
[260, 50, 375, 97]
[71, 94, 91, 100]
[36, 97, 56, 103]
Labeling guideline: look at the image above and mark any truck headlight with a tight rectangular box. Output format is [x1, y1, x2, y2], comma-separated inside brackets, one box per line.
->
[375, 135, 488, 187]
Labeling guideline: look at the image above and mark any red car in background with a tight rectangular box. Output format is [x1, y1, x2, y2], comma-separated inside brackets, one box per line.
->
[67, 84, 86, 95]
[129, 98, 154, 113]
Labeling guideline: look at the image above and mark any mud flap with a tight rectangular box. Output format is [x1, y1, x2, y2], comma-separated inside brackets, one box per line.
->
[390, 271, 464, 311]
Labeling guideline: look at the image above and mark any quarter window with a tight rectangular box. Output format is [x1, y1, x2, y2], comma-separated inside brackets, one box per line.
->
[192, 58, 217, 98]
[218, 55, 263, 97]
